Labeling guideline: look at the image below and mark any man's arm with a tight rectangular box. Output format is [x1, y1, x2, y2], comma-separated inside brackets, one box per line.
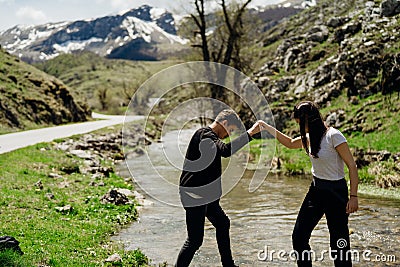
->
[215, 121, 263, 157]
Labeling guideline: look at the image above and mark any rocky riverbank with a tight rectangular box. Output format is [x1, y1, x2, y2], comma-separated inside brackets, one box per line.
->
[48, 124, 158, 265]
[52, 124, 153, 207]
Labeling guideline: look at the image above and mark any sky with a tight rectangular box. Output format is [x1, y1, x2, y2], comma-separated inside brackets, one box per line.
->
[0, 0, 285, 31]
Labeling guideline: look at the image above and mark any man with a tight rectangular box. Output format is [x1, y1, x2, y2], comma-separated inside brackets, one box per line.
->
[176, 109, 263, 267]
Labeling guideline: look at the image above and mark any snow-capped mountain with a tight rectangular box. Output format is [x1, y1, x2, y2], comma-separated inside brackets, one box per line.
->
[0, 5, 188, 62]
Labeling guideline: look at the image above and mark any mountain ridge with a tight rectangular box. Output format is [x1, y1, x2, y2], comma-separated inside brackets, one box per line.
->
[0, 5, 188, 63]
[0, 3, 308, 63]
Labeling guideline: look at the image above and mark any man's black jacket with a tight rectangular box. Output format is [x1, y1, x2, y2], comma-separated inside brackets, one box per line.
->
[179, 127, 251, 207]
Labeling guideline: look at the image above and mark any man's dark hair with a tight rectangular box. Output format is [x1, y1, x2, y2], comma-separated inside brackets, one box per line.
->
[215, 109, 242, 128]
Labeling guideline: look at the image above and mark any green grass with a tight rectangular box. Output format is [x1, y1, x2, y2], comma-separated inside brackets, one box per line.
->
[0, 142, 148, 266]
[320, 93, 400, 153]
[0, 250, 29, 267]
[249, 138, 312, 176]
[350, 125, 400, 153]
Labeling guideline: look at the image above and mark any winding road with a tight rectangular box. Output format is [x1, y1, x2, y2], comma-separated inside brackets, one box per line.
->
[0, 112, 143, 154]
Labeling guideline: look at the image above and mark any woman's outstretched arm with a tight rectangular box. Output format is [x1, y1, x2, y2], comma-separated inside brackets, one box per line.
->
[260, 121, 303, 149]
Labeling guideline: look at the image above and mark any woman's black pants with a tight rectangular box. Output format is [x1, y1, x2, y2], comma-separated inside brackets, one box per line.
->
[292, 177, 352, 267]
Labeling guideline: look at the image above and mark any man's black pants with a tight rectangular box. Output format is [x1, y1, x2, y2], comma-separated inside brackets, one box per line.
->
[176, 199, 235, 267]
[292, 177, 352, 267]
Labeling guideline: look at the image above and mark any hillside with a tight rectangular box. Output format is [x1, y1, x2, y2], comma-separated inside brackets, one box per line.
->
[251, 0, 400, 187]
[0, 48, 90, 134]
[253, 0, 399, 131]
[35, 51, 181, 114]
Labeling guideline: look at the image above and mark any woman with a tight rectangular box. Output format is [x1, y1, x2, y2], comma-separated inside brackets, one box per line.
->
[260, 101, 358, 267]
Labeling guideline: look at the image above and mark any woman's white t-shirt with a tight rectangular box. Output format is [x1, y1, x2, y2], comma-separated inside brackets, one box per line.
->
[310, 127, 347, 181]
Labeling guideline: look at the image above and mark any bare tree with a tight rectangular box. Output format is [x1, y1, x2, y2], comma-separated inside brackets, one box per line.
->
[122, 81, 141, 105]
[190, 0, 255, 115]
[191, 0, 211, 62]
[98, 87, 108, 111]
[191, 0, 252, 66]
[220, 0, 252, 66]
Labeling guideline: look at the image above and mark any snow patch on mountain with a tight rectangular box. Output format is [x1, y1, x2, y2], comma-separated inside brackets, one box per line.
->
[122, 16, 187, 45]
[150, 7, 167, 20]
[302, 0, 317, 8]
[122, 17, 153, 43]
[278, 0, 317, 9]
[39, 51, 59, 61]
[161, 29, 188, 45]
[53, 37, 104, 53]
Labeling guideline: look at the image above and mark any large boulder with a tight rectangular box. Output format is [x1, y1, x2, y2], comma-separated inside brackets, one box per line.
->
[327, 16, 348, 28]
[305, 25, 329, 43]
[101, 189, 131, 205]
[380, 0, 400, 16]
[0, 236, 23, 255]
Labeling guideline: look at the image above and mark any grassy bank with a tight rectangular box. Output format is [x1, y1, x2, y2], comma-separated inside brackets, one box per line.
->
[0, 140, 148, 266]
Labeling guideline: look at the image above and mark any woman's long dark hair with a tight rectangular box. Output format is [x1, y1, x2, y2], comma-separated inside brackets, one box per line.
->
[293, 101, 327, 158]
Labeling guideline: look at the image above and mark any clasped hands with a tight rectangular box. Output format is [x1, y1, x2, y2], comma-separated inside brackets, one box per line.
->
[247, 120, 269, 137]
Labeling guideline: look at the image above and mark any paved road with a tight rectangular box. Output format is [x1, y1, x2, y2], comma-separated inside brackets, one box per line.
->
[0, 112, 143, 154]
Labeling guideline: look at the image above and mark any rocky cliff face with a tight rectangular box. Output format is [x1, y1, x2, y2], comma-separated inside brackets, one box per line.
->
[0, 48, 90, 132]
[254, 0, 400, 128]
[0, 5, 188, 63]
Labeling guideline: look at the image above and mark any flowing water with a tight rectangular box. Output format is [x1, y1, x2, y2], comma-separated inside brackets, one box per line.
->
[113, 129, 400, 267]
